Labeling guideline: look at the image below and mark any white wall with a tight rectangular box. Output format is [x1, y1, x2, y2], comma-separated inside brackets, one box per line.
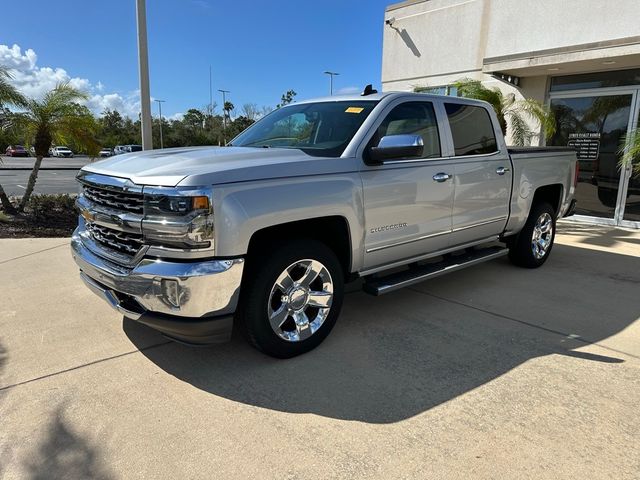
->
[381, 0, 640, 145]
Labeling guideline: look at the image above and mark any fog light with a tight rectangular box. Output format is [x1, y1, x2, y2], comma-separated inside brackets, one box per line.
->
[161, 279, 182, 308]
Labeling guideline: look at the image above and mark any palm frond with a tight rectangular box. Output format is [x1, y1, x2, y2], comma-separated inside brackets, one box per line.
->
[516, 98, 556, 139]
[0, 65, 27, 108]
[506, 111, 534, 147]
[618, 128, 640, 177]
[453, 79, 503, 113]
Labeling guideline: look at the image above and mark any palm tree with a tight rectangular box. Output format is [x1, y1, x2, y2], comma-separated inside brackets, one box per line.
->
[9, 83, 100, 212]
[0, 66, 28, 213]
[417, 79, 556, 146]
[223, 101, 234, 120]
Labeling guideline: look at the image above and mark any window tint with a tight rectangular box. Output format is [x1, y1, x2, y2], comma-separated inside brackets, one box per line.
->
[445, 103, 498, 156]
[374, 101, 441, 159]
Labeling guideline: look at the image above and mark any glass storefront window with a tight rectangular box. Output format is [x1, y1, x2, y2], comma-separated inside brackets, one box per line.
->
[415, 85, 458, 96]
[550, 69, 640, 92]
[549, 94, 633, 219]
[623, 112, 640, 222]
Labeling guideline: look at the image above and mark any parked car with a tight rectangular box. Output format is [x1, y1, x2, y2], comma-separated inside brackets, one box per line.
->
[51, 146, 74, 158]
[72, 90, 578, 358]
[112, 145, 127, 155]
[5, 145, 29, 157]
[99, 148, 112, 158]
[112, 145, 143, 155]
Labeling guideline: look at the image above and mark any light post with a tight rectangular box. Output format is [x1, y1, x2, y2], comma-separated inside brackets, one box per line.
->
[323, 71, 340, 95]
[136, 0, 153, 150]
[218, 89, 230, 143]
[154, 99, 165, 149]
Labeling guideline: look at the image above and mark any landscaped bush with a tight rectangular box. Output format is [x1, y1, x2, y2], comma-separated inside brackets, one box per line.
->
[0, 193, 78, 238]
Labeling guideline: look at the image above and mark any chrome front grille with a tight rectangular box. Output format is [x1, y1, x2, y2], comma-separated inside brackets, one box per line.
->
[83, 185, 144, 214]
[85, 223, 144, 255]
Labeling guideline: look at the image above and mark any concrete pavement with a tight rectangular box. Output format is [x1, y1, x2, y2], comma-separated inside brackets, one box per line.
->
[0, 223, 639, 479]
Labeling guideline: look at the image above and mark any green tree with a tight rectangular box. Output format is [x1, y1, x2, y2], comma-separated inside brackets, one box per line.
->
[183, 108, 206, 129]
[277, 90, 296, 108]
[418, 79, 555, 146]
[9, 83, 100, 212]
[0, 66, 28, 213]
[223, 101, 234, 119]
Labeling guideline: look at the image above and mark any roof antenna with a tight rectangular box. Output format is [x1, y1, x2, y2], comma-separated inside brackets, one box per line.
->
[361, 84, 378, 96]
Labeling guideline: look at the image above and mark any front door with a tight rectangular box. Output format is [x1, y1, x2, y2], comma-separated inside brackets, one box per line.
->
[549, 92, 635, 221]
[360, 100, 455, 270]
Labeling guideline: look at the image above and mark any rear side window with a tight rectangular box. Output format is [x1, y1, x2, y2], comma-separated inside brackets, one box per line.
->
[444, 103, 498, 156]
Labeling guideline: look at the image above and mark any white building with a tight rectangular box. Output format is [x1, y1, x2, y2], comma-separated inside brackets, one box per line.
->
[382, 0, 640, 227]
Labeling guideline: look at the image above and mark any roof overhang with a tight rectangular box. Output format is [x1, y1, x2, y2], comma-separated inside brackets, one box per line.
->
[483, 36, 640, 77]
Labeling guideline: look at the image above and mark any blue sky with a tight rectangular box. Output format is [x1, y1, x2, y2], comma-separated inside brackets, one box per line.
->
[1, 0, 391, 118]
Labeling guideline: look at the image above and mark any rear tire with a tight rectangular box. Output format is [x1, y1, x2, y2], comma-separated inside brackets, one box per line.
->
[239, 239, 344, 358]
[508, 202, 556, 268]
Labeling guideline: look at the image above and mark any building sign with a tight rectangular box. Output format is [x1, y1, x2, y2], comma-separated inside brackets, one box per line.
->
[567, 132, 601, 161]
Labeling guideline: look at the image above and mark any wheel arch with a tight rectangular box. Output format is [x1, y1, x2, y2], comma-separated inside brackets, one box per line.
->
[245, 216, 353, 279]
[531, 184, 564, 218]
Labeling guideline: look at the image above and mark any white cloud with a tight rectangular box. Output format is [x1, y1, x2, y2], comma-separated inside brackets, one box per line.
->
[166, 112, 184, 121]
[0, 43, 140, 118]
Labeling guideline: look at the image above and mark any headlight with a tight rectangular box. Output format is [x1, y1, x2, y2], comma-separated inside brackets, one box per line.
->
[142, 187, 214, 250]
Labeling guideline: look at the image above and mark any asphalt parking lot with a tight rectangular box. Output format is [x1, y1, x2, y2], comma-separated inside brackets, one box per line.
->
[0, 222, 639, 479]
[0, 156, 90, 196]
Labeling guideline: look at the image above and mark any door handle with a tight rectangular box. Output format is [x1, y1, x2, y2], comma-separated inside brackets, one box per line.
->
[433, 172, 452, 183]
[496, 166, 510, 175]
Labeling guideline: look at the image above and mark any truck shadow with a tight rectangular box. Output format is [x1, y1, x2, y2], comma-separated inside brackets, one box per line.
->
[124, 243, 639, 424]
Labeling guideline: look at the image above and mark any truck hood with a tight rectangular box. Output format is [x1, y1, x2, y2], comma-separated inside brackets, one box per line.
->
[81, 146, 355, 187]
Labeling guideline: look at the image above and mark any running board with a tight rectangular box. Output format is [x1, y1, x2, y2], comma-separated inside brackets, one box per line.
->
[363, 246, 508, 296]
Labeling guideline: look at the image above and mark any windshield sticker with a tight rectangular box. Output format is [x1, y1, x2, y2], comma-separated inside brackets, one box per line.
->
[345, 107, 364, 114]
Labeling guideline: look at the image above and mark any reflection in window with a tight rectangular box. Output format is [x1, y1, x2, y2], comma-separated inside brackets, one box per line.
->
[375, 102, 441, 159]
[445, 103, 498, 156]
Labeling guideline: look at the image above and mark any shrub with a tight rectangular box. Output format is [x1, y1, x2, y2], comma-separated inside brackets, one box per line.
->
[27, 193, 77, 221]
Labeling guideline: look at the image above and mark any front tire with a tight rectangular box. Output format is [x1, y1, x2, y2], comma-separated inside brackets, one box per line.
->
[508, 202, 556, 268]
[239, 240, 344, 358]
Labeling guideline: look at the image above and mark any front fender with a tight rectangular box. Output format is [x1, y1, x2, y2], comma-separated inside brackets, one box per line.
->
[213, 174, 365, 272]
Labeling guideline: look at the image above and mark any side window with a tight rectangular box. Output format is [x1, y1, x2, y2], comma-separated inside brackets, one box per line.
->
[444, 103, 498, 156]
[374, 101, 441, 159]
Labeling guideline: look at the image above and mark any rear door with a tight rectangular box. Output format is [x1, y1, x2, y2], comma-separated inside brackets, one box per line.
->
[359, 99, 455, 270]
[442, 101, 511, 246]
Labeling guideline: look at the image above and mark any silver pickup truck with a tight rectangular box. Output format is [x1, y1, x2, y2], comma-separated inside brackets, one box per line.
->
[71, 90, 578, 358]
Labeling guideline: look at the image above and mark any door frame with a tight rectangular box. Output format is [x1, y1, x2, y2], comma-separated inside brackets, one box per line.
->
[548, 86, 640, 228]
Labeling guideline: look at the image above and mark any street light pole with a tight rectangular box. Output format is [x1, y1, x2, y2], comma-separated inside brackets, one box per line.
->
[323, 71, 340, 95]
[154, 99, 165, 149]
[136, 0, 153, 150]
[218, 89, 230, 143]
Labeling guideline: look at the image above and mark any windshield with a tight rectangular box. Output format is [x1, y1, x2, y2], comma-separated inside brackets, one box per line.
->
[230, 101, 378, 157]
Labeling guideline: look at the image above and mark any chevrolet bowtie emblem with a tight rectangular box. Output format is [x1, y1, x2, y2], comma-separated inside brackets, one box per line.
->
[81, 209, 95, 222]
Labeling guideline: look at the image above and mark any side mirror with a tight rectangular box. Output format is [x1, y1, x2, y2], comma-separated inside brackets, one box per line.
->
[369, 134, 424, 163]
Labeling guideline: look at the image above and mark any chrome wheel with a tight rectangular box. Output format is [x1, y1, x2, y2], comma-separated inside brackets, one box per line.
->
[267, 259, 334, 342]
[531, 212, 553, 260]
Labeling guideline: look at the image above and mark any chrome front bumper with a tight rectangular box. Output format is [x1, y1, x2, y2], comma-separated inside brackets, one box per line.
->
[71, 229, 244, 344]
